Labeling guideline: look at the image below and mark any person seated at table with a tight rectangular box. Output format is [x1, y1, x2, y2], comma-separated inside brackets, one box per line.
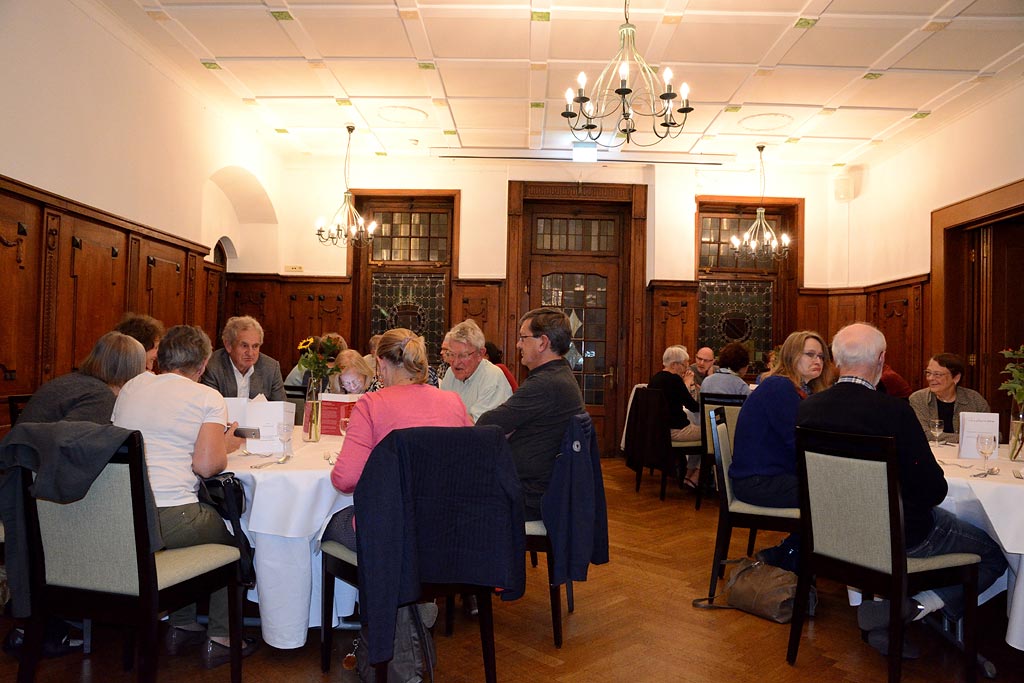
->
[876, 363, 913, 399]
[362, 333, 382, 368]
[324, 328, 472, 551]
[114, 312, 165, 373]
[284, 333, 348, 389]
[689, 346, 718, 387]
[730, 330, 833, 570]
[113, 325, 257, 668]
[336, 349, 374, 394]
[909, 353, 990, 443]
[478, 307, 586, 521]
[699, 342, 751, 397]
[202, 315, 286, 401]
[3, 330, 147, 657]
[439, 319, 513, 422]
[647, 345, 702, 489]
[798, 323, 1006, 657]
[757, 346, 779, 384]
[485, 340, 518, 391]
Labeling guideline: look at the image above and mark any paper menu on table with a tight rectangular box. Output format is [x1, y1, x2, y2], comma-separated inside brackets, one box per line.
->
[224, 398, 295, 452]
[320, 393, 361, 436]
[957, 412, 999, 459]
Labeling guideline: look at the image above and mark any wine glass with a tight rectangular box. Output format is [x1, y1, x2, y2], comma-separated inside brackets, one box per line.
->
[277, 422, 294, 459]
[976, 433, 997, 472]
[928, 419, 944, 446]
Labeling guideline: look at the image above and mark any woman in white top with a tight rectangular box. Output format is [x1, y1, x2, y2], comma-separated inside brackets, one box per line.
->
[112, 325, 255, 668]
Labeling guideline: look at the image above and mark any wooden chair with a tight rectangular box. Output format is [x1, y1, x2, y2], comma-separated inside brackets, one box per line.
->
[623, 388, 701, 501]
[16, 430, 245, 683]
[8, 394, 32, 426]
[788, 427, 980, 683]
[706, 407, 799, 601]
[695, 392, 746, 510]
[320, 425, 525, 682]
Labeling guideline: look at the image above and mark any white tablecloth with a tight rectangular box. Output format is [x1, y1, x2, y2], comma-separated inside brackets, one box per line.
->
[935, 444, 1023, 650]
[227, 428, 356, 649]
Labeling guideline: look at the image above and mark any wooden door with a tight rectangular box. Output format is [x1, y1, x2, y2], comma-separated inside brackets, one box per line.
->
[529, 260, 620, 456]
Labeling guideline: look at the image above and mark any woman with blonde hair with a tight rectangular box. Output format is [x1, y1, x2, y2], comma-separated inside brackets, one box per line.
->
[324, 328, 471, 550]
[335, 349, 374, 394]
[728, 330, 833, 570]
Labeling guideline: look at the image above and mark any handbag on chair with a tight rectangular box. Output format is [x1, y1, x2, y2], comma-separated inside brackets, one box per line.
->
[199, 472, 256, 588]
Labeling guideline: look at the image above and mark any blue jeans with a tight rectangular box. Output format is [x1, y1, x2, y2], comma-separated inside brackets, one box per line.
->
[906, 507, 1007, 618]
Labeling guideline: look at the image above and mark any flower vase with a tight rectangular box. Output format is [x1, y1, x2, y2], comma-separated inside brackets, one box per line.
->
[1009, 401, 1024, 461]
[303, 381, 322, 442]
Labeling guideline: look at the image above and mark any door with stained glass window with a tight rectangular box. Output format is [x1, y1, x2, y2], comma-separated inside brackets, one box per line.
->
[529, 259, 620, 455]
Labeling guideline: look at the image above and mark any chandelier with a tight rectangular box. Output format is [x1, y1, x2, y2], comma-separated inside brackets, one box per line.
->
[561, 0, 692, 148]
[730, 145, 790, 261]
[315, 124, 376, 248]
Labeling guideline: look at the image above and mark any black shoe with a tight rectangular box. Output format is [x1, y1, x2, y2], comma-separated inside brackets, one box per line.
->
[4, 623, 83, 659]
[165, 626, 207, 655]
[863, 627, 921, 659]
[201, 637, 260, 669]
[857, 598, 925, 632]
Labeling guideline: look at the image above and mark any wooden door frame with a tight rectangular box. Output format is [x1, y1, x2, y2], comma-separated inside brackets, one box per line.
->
[506, 181, 647, 451]
[930, 178, 1024, 356]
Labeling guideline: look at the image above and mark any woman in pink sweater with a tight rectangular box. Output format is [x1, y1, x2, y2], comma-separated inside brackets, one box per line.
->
[325, 328, 471, 549]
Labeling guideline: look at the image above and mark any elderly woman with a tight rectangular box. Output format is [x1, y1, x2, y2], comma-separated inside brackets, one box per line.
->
[323, 328, 471, 550]
[699, 342, 751, 397]
[112, 325, 256, 668]
[909, 353, 990, 443]
[18, 331, 146, 425]
[729, 330, 832, 570]
[335, 349, 374, 394]
[648, 345, 702, 489]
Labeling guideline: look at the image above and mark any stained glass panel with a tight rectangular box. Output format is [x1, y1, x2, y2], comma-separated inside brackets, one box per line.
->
[541, 271, 608, 405]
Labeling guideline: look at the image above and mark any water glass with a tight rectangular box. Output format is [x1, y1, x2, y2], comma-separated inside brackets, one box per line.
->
[278, 422, 294, 457]
[928, 418, 943, 446]
[976, 433, 996, 471]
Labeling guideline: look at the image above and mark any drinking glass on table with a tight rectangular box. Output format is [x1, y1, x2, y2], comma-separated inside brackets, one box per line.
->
[976, 433, 997, 472]
[278, 422, 294, 458]
[929, 419, 944, 446]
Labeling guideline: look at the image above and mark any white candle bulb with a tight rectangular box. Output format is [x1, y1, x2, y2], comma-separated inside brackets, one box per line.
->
[565, 88, 573, 105]
[577, 72, 587, 89]
[663, 67, 673, 88]
[679, 82, 690, 99]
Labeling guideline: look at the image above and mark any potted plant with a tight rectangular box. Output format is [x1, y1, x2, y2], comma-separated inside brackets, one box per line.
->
[998, 344, 1024, 460]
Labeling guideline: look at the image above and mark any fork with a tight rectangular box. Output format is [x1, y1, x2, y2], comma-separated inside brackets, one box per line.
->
[240, 449, 274, 458]
[937, 460, 973, 469]
[251, 454, 291, 469]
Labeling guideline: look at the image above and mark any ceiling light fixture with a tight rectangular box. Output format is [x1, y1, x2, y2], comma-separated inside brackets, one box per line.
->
[562, 0, 692, 148]
[731, 144, 790, 261]
[315, 124, 375, 249]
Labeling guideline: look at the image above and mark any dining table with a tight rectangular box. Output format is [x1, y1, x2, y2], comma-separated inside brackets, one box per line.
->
[933, 443, 1024, 650]
[226, 427, 357, 649]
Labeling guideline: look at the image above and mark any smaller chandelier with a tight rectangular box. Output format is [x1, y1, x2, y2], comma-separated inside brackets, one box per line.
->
[315, 124, 376, 248]
[562, 0, 692, 149]
[730, 144, 790, 261]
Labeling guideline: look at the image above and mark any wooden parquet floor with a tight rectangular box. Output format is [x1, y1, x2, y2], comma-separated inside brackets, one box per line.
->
[3, 457, 1022, 682]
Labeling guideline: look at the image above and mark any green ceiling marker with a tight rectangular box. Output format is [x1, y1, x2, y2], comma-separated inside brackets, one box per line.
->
[270, 11, 293, 21]
[911, 112, 930, 119]
[794, 18, 818, 29]
[530, 102, 545, 109]
[863, 72, 883, 80]
[418, 63, 436, 70]
[531, 11, 550, 22]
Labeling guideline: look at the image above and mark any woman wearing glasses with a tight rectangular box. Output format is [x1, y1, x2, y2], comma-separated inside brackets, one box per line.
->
[909, 353, 989, 443]
[729, 330, 834, 570]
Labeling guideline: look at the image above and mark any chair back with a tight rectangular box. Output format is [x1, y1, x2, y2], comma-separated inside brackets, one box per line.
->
[8, 394, 32, 426]
[24, 431, 156, 598]
[619, 383, 646, 451]
[795, 427, 904, 576]
[707, 408, 738, 509]
[700, 392, 746, 455]
[622, 387, 673, 473]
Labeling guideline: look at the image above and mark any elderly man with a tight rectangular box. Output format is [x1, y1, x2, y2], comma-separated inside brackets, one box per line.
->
[689, 346, 718, 386]
[201, 316, 286, 401]
[439, 320, 512, 422]
[648, 345, 702, 488]
[478, 307, 585, 520]
[798, 323, 1006, 657]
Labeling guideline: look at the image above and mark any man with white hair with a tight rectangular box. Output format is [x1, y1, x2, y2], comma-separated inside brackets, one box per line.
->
[201, 315, 286, 401]
[648, 345, 702, 488]
[797, 322, 1005, 658]
[440, 319, 512, 422]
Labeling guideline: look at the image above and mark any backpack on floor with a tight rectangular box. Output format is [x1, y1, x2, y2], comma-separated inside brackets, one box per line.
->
[356, 603, 435, 683]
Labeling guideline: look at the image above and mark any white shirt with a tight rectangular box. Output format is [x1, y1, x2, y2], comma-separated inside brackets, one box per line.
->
[232, 362, 255, 399]
[439, 358, 513, 423]
[112, 372, 228, 507]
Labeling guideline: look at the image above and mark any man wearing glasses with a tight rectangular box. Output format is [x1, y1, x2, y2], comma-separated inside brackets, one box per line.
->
[690, 347, 718, 387]
[478, 307, 585, 521]
[439, 319, 513, 422]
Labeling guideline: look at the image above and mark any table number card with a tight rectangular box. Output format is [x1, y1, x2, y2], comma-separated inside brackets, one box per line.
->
[958, 412, 1000, 459]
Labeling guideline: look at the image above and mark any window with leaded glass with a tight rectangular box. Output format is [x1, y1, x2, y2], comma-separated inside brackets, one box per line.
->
[369, 210, 450, 264]
[699, 209, 786, 271]
[535, 216, 616, 255]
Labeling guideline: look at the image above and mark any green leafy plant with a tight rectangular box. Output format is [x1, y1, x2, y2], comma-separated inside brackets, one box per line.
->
[999, 345, 1024, 408]
[296, 336, 342, 381]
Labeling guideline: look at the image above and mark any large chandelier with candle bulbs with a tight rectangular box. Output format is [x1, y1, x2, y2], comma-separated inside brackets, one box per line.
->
[730, 144, 790, 261]
[562, 0, 693, 148]
[315, 124, 376, 248]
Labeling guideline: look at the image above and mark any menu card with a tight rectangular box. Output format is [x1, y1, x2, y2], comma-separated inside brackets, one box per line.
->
[321, 393, 361, 436]
[957, 412, 999, 459]
[225, 397, 296, 453]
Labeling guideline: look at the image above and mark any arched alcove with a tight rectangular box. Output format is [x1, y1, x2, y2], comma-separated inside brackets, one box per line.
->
[209, 166, 277, 224]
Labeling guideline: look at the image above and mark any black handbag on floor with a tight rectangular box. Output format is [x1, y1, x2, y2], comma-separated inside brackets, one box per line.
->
[199, 472, 256, 588]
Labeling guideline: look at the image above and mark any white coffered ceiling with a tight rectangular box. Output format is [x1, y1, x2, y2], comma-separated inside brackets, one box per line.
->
[91, 0, 1024, 169]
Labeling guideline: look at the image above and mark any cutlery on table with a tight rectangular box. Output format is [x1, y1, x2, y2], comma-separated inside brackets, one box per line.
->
[970, 467, 1000, 478]
[937, 460, 973, 469]
[251, 454, 291, 469]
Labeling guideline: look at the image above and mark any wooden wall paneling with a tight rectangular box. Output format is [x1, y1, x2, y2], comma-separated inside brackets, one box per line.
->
[185, 252, 201, 324]
[53, 214, 128, 377]
[505, 181, 526, 381]
[648, 281, 699, 384]
[451, 281, 505, 353]
[795, 291, 828, 335]
[202, 264, 225, 339]
[867, 277, 927, 390]
[627, 184, 649, 402]
[0, 192, 43, 408]
[141, 242, 187, 327]
[827, 294, 865, 340]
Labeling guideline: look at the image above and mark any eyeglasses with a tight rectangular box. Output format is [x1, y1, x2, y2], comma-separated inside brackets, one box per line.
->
[447, 350, 480, 362]
[802, 351, 826, 361]
[695, 356, 715, 363]
[924, 370, 951, 379]
[517, 334, 541, 342]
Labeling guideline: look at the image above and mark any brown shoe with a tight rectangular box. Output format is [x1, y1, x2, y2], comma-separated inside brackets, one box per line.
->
[201, 637, 259, 669]
[165, 626, 206, 656]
